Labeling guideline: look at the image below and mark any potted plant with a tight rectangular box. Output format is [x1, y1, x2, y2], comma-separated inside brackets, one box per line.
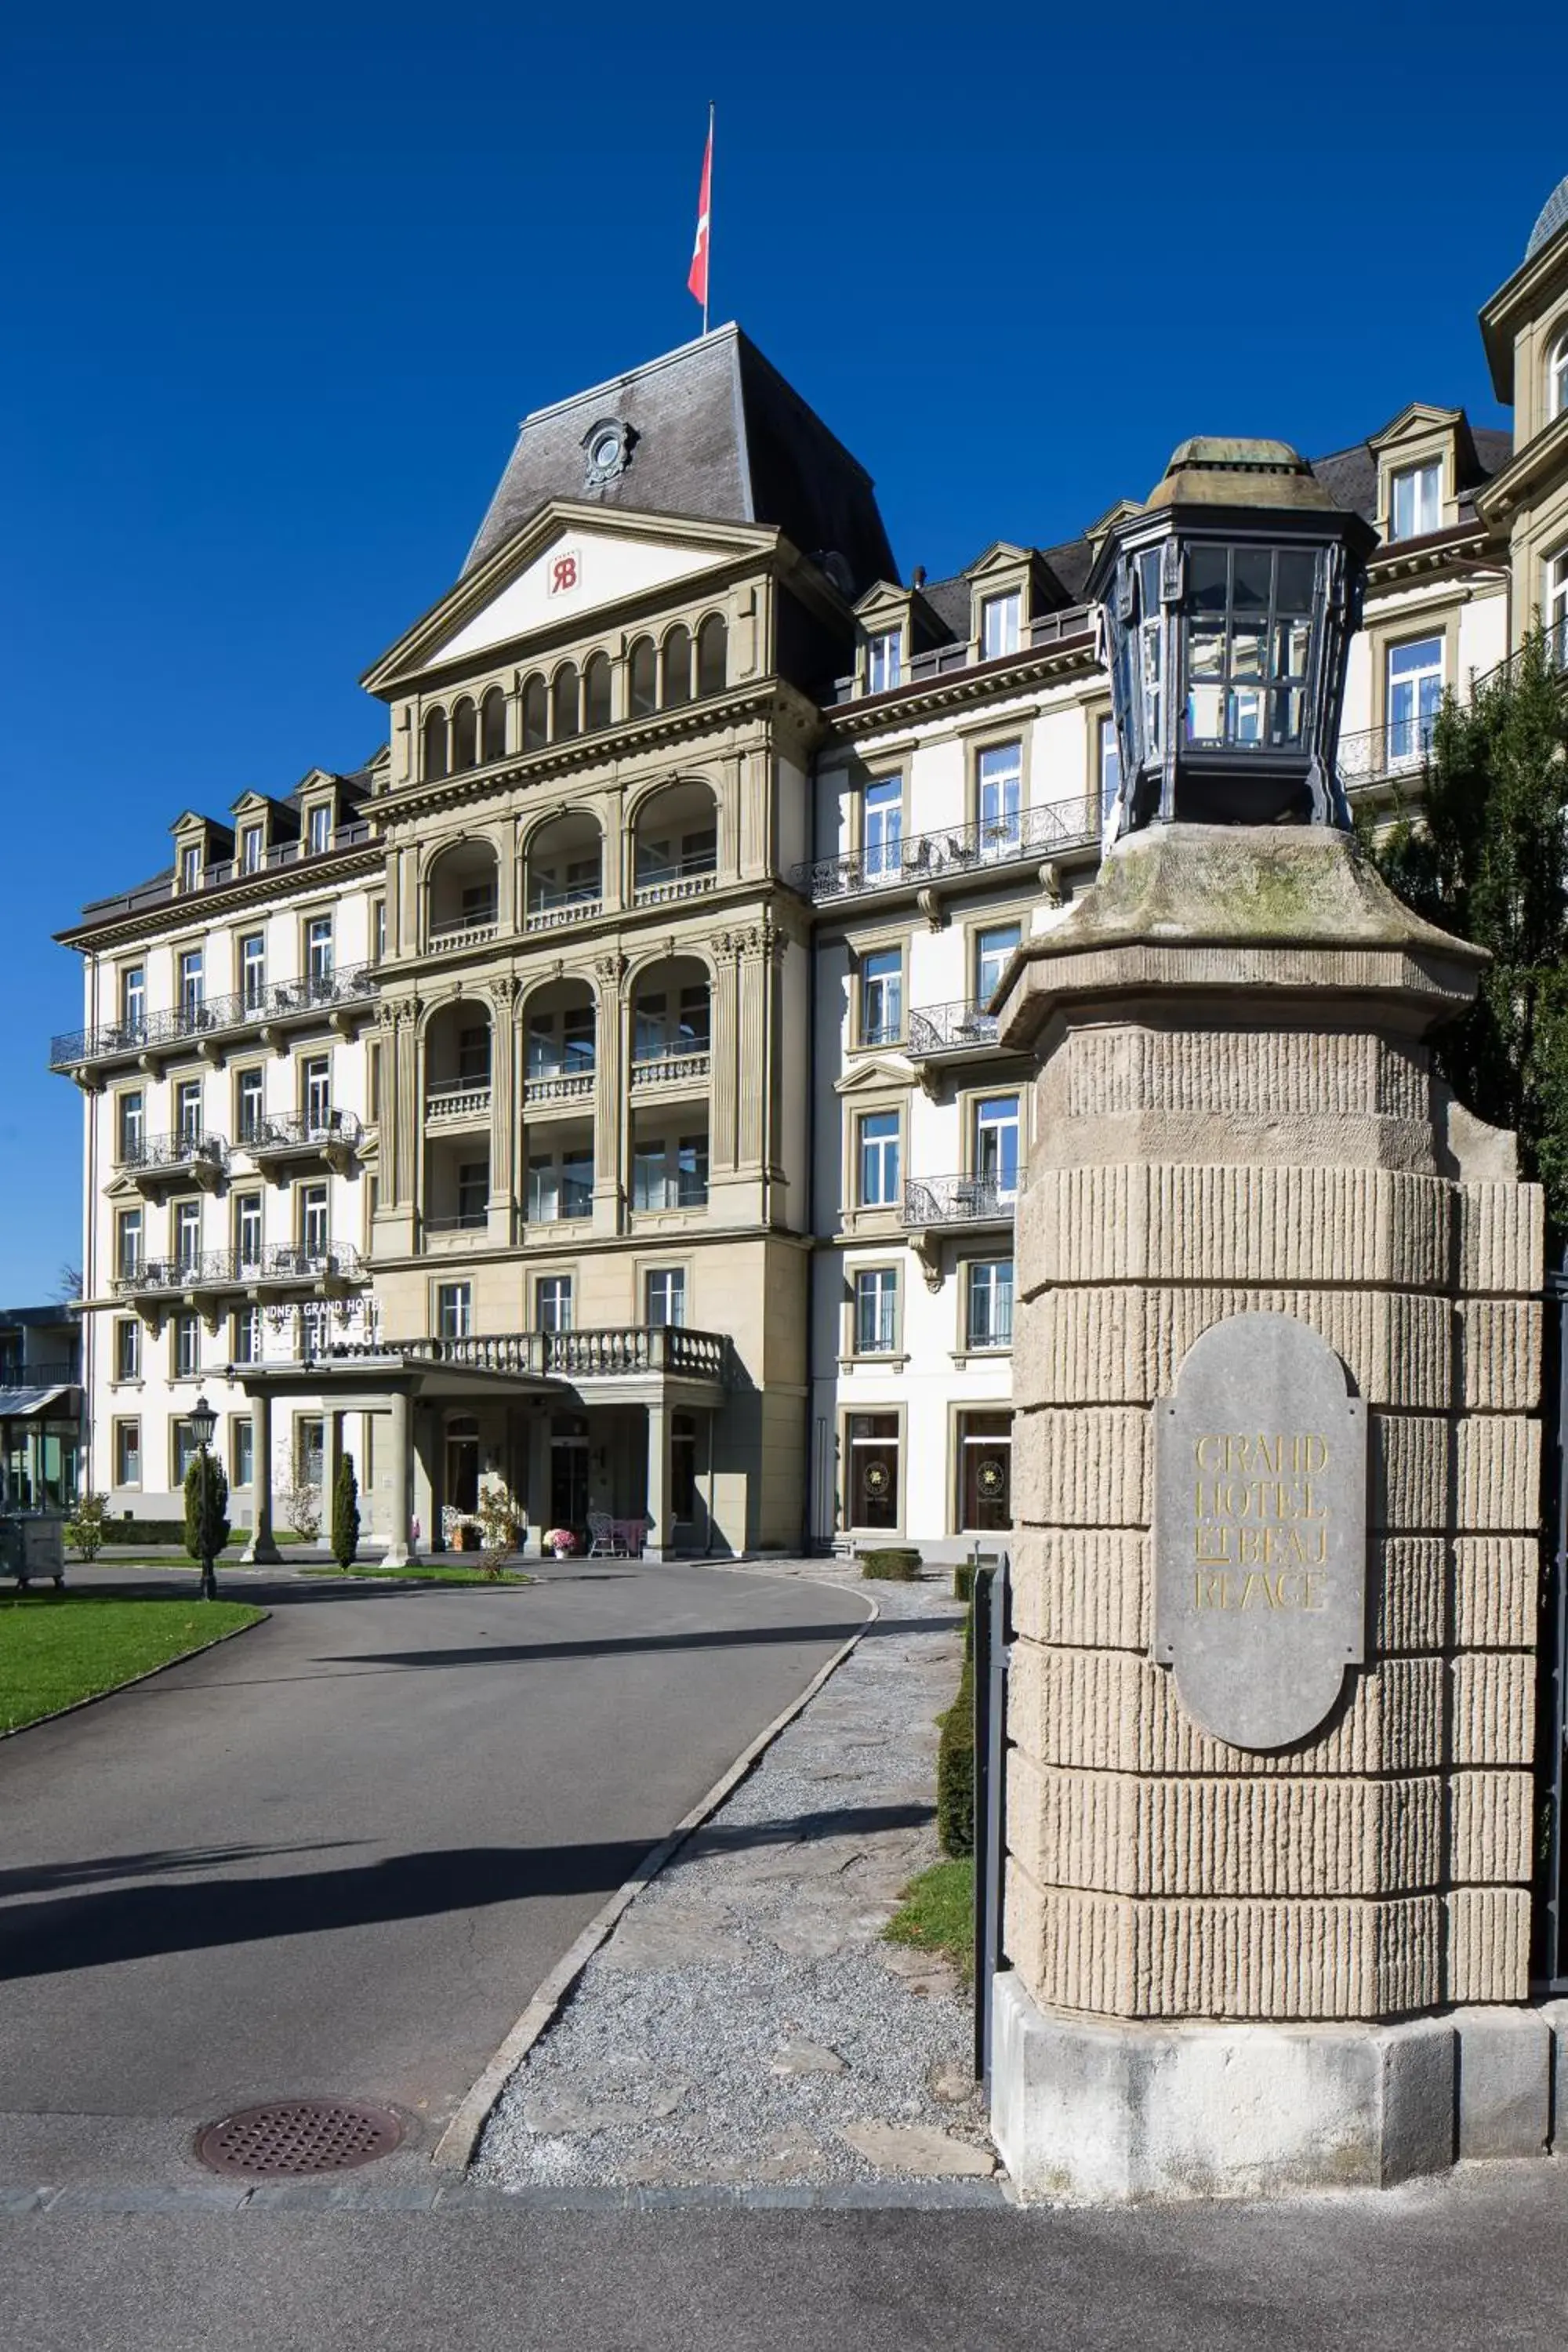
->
[543, 1526, 579, 1559]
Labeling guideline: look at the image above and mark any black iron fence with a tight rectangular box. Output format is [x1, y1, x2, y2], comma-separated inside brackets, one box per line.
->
[51, 964, 379, 1069]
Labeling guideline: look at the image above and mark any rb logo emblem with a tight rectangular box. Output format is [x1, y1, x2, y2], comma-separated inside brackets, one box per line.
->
[548, 552, 580, 597]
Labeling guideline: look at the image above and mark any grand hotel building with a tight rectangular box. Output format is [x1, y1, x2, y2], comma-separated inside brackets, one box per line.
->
[50, 179, 1568, 1559]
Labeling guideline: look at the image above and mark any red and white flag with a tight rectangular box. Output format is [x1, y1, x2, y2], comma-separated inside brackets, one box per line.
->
[687, 113, 713, 321]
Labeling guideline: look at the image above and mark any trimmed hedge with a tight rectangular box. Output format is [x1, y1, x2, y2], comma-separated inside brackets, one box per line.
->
[860, 1548, 922, 1582]
[952, 1559, 977, 1605]
[110, 1517, 220, 1548]
[937, 1645, 976, 1857]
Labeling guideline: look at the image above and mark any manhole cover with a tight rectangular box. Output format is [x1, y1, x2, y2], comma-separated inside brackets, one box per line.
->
[194, 2099, 404, 2176]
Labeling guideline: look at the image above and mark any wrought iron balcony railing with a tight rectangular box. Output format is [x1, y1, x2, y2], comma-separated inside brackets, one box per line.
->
[792, 796, 1099, 905]
[902, 1173, 1017, 1229]
[906, 1000, 1002, 1059]
[111, 1242, 366, 1297]
[246, 1109, 365, 1158]
[118, 1130, 230, 1175]
[1337, 718, 1439, 791]
[52, 964, 379, 1071]
[0, 1359, 79, 1390]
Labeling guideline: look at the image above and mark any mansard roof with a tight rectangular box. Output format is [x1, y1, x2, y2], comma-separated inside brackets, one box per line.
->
[463, 324, 895, 601]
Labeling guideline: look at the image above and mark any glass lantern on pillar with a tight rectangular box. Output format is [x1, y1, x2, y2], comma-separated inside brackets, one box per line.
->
[1090, 438, 1376, 845]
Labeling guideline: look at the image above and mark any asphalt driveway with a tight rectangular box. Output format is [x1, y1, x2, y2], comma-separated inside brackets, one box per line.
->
[0, 1559, 869, 2183]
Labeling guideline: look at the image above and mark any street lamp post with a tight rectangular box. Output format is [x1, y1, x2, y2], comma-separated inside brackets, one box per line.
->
[189, 1392, 219, 1601]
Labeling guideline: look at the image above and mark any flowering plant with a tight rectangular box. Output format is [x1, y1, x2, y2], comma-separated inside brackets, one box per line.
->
[543, 1527, 579, 1555]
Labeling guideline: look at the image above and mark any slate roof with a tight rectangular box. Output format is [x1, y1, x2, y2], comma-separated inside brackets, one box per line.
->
[1527, 175, 1568, 262]
[463, 324, 896, 599]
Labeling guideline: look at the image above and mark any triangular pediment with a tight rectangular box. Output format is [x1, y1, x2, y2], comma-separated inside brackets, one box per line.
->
[965, 540, 1031, 580]
[834, 1055, 914, 1097]
[1367, 402, 1463, 452]
[363, 502, 775, 693]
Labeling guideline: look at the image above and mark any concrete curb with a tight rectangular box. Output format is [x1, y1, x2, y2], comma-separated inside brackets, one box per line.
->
[431, 1571, 880, 2173]
[0, 1608, 270, 1744]
[1, 2172, 1014, 2216]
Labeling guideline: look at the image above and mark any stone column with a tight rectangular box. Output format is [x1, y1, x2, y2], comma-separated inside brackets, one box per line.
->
[992, 823, 1544, 2202]
[242, 1387, 280, 1563]
[488, 975, 519, 1241]
[383, 1386, 413, 1568]
[325, 1410, 344, 1526]
[644, 1398, 671, 1563]
[593, 953, 627, 1236]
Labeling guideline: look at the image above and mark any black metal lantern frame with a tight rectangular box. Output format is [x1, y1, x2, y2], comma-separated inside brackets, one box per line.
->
[1091, 442, 1374, 845]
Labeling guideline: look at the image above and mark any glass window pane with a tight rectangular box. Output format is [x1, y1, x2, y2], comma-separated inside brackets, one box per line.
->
[1274, 550, 1316, 611]
[1188, 547, 1229, 615]
[1232, 549, 1272, 612]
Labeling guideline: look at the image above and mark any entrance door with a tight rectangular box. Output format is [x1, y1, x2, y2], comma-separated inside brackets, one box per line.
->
[847, 1412, 901, 1532]
[550, 1414, 589, 1530]
[445, 1415, 479, 1515]
[958, 1409, 1012, 1533]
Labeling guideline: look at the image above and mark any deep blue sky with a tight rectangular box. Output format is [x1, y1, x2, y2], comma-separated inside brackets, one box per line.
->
[3, 0, 1565, 1300]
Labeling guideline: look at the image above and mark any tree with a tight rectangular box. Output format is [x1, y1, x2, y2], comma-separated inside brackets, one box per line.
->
[183, 1452, 230, 1563]
[1363, 628, 1568, 1238]
[332, 1453, 361, 1570]
[65, 1492, 109, 1560]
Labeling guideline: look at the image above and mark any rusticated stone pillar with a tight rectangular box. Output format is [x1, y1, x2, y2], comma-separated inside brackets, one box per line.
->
[991, 822, 1544, 2201]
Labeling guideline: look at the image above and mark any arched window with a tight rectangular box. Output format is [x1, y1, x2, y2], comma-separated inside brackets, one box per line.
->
[522, 673, 549, 752]
[423, 706, 448, 780]
[452, 697, 477, 770]
[629, 637, 658, 718]
[1552, 332, 1568, 423]
[552, 662, 580, 741]
[584, 651, 613, 731]
[696, 613, 728, 698]
[481, 685, 508, 762]
[662, 624, 692, 710]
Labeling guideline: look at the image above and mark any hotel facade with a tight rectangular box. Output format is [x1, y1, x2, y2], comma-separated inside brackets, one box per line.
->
[50, 179, 1568, 1559]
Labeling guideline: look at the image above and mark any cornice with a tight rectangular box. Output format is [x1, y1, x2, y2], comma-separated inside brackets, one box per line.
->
[822, 636, 1098, 743]
[56, 844, 387, 956]
[1473, 412, 1568, 524]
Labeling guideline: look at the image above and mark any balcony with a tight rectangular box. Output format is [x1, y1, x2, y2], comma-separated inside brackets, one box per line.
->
[118, 1130, 230, 1192]
[903, 1174, 1016, 1231]
[1338, 718, 1438, 794]
[632, 854, 717, 909]
[906, 1000, 1001, 1065]
[524, 1064, 595, 1110]
[424, 1082, 492, 1131]
[407, 1325, 732, 1387]
[111, 1243, 366, 1303]
[50, 964, 379, 1073]
[426, 916, 499, 956]
[245, 1109, 365, 1172]
[630, 1047, 712, 1094]
[792, 796, 1098, 906]
[524, 884, 604, 934]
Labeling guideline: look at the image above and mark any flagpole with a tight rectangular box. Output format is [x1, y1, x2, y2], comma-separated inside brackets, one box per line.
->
[703, 100, 714, 337]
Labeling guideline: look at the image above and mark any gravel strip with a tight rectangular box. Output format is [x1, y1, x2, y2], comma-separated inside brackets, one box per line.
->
[474, 1568, 996, 2189]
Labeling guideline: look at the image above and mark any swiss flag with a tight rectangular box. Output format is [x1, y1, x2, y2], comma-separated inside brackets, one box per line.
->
[687, 123, 712, 310]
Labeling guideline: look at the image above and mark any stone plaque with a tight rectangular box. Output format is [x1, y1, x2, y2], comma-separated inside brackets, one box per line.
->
[1152, 1313, 1367, 1751]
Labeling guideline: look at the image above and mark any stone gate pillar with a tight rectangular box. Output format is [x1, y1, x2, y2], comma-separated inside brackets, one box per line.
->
[991, 821, 1545, 2200]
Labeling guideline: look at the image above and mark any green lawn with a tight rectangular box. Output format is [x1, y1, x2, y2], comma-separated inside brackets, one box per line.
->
[884, 1857, 975, 1984]
[298, 1563, 533, 1586]
[0, 1592, 266, 1734]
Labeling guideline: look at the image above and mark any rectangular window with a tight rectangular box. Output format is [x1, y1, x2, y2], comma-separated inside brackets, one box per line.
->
[847, 1411, 900, 1531]
[233, 1301, 262, 1363]
[114, 1418, 141, 1487]
[525, 1150, 591, 1221]
[240, 931, 267, 1005]
[307, 802, 332, 855]
[974, 1095, 1021, 1201]
[114, 1318, 140, 1381]
[1388, 637, 1443, 765]
[303, 1055, 332, 1130]
[535, 1274, 573, 1333]
[122, 964, 146, 1032]
[1182, 544, 1316, 750]
[234, 1192, 263, 1268]
[975, 924, 1022, 1004]
[172, 1312, 201, 1379]
[457, 1024, 491, 1083]
[172, 1418, 202, 1484]
[857, 1109, 901, 1207]
[982, 591, 1021, 660]
[237, 1067, 264, 1143]
[457, 1159, 491, 1225]
[1097, 713, 1122, 819]
[631, 1136, 709, 1211]
[1390, 460, 1441, 543]
[180, 843, 201, 892]
[173, 1200, 203, 1270]
[966, 1258, 1014, 1349]
[1548, 549, 1568, 670]
[176, 1078, 203, 1142]
[957, 1409, 1012, 1533]
[645, 1267, 687, 1327]
[296, 1417, 325, 1488]
[867, 629, 903, 694]
[233, 1416, 255, 1490]
[372, 900, 387, 965]
[118, 1090, 144, 1162]
[179, 948, 205, 1018]
[116, 1208, 143, 1280]
[977, 742, 1022, 852]
[677, 1134, 708, 1208]
[859, 948, 903, 1047]
[854, 1266, 899, 1355]
[300, 1183, 329, 1257]
[306, 916, 334, 985]
[437, 1281, 472, 1339]
[862, 775, 903, 882]
[671, 1410, 699, 1521]
[239, 825, 263, 874]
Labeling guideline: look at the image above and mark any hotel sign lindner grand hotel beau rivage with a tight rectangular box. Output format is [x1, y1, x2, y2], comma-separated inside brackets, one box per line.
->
[1153, 1313, 1367, 1750]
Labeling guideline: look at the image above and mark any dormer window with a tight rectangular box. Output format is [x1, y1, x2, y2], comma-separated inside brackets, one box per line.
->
[867, 629, 902, 694]
[982, 591, 1021, 659]
[239, 824, 263, 874]
[1552, 333, 1568, 423]
[179, 844, 201, 892]
[307, 803, 332, 855]
[1389, 460, 1440, 542]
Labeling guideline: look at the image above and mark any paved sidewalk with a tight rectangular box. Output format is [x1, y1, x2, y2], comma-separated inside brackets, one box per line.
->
[476, 1570, 996, 2190]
